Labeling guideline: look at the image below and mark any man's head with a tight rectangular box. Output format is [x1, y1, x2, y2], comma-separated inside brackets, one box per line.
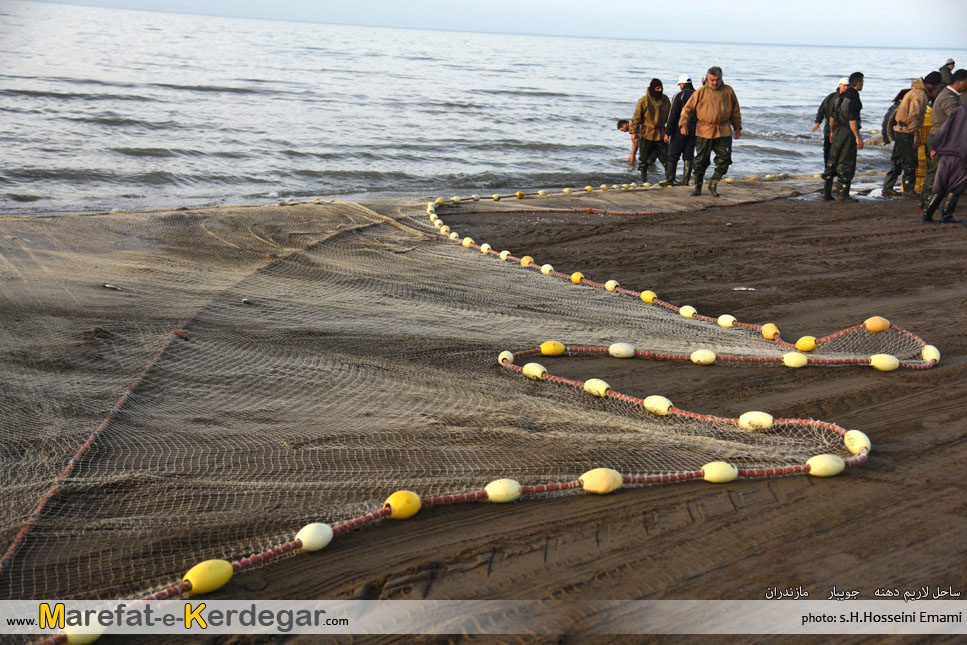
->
[648, 78, 663, 98]
[838, 77, 849, 93]
[617, 119, 629, 132]
[924, 71, 942, 97]
[848, 71, 864, 91]
[677, 73, 691, 89]
[952, 69, 967, 92]
[945, 58, 955, 70]
[706, 66, 723, 89]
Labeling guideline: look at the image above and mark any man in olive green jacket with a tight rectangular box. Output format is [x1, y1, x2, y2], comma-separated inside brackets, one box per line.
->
[679, 66, 742, 196]
[629, 78, 671, 185]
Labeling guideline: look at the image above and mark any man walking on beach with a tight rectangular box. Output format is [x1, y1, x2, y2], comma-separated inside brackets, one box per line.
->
[822, 72, 864, 202]
[883, 76, 929, 197]
[921, 69, 966, 208]
[665, 74, 696, 185]
[679, 66, 741, 197]
[630, 78, 671, 185]
[812, 78, 848, 169]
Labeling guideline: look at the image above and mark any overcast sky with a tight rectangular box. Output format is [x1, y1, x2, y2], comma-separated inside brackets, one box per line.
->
[27, 0, 967, 49]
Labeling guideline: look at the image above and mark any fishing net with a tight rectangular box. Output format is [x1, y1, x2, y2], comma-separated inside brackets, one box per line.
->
[0, 195, 933, 602]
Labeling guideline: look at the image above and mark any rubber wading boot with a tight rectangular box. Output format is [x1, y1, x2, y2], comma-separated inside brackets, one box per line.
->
[690, 176, 703, 196]
[822, 177, 834, 201]
[882, 186, 900, 197]
[640, 168, 648, 184]
[901, 176, 917, 198]
[708, 180, 720, 197]
[940, 192, 964, 224]
[659, 163, 676, 186]
[882, 168, 900, 196]
[836, 180, 857, 203]
[682, 161, 693, 186]
[921, 193, 942, 222]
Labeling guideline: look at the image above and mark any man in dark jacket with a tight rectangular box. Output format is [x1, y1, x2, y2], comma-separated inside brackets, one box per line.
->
[664, 74, 696, 185]
[822, 72, 864, 202]
[812, 77, 848, 169]
[939, 58, 955, 89]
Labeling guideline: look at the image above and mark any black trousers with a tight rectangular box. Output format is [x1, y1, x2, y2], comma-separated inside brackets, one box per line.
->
[668, 133, 695, 164]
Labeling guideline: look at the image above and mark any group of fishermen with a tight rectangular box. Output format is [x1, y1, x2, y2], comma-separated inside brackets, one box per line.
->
[618, 65, 740, 197]
[618, 59, 967, 222]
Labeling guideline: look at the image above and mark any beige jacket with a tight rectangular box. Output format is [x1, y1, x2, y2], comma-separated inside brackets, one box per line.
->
[680, 84, 741, 139]
[894, 78, 928, 135]
[630, 93, 671, 141]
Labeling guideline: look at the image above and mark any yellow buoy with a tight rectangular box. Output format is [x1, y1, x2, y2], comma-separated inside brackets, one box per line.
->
[439, 225, 450, 235]
[605, 279, 619, 292]
[585, 185, 593, 192]
[515, 191, 524, 199]
[864, 316, 890, 333]
[629, 182, 638, 188]
[640, 290, 657, 303]
[492, 194, 500, 201]
[644, 395, 673, 415]
[461, 236, 474, 248]
[296, 522, 334, 552]
[384, 490, 422, 519]
[540, 263, 554, 275]
[520, 255, 534, 267]
[434, 197, 446, 206]
[580, 467, 623, 494]
[448, 231, 460, 240]
[600, 184, 608, 191]
[433, 219, 443, 228]
[807, 454, 845, 477]
[538, 190, 547, 197]
[583, 378, 610, 397]
[608, 342, 635, 358]
[717, 314, 736, 328]
[870, 354, 899, 371]
[761, 323, 780, 340]
[782, 352, 808, 368]
[497, 350, 514, 365]
[703, 461, 738, 483]
[540, 340, 566, 356]
[922, 345, 940, 363]
[680, 305, 697, 318]
[64, 626, 105, 645]
[499, 250, 511, 261]
[738, 411, 774, 430]
[184, 559, 234, 596]
[795, 336, 817, 352]
[843, 429, 871, 454]
[725, 177, 735, 183]
[485, 478, 522, 503]
[451, 196, 460, 204]
[570, 271, 584, 284]
[471, 194, 480, 201]
[480, 243, 492, 253]
[690, 349, 716, 365]
[563, 187, 573, 194]
[611, 184, 619, 190]
[522, 362, 547, 380]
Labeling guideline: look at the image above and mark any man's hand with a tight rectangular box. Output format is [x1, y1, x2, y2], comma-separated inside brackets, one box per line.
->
[680, 126, 688, 136]
[914, 135, 921, 148]
[931, 150, 937, 159]
[664, 134, 669, 143]
[856, 137, 864, 150]
[626, 154, 635, 163]
[735, 129, 742, 140]
[811, 123, 820, 132]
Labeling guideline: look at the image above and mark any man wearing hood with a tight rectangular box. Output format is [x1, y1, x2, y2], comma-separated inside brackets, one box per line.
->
[679, 66, 742, 197]
[629, 78, 671, 185]
[921, 104, 967, 224]
[665, 74, 697, 186]
[883, 76, 929, 197]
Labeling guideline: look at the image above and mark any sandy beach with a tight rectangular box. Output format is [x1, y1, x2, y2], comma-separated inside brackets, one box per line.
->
[2, 178, 966, 643]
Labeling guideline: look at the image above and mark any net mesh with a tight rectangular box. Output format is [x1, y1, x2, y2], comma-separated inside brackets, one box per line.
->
[0, 198, 929, 601]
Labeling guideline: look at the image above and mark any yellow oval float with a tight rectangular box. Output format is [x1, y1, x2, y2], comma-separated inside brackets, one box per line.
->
[761, 323, 780, 340]
[870, 354, 899, 371]
[184, 559, 234, 596]
[540, 263, 554, 275]
[64, 626, 105, 645]
[644, 395, 673, 415]
[570, 272, 584, 284]
[717, 314, 736, 328]
[690, 349, 716, 365]
[580, 468, 623, 494]
[640, 290, 657, 303]
[461, 236, 474, 248]
[795, 336, 817, 352]
[451, 196, 460, 204]
[703, 461, 738, 483]
[499, 250, 511, 261]
[563, 187, 573, 194]
[497, 350, 514, 365]
[807, 454, 845, 477]
[843, 429, 871, 454]
[522, 362, 547, 380]
[439, 225, 450, 235]
[540, 340, 566, 356]
[605, 279, 619, 292]
[922, 345, 940, 363]
[680, 305, 697, 318]
[583, 378, 610, 397]
[585, 185, 593, 192]
[864, 316, 890, 332]
[738, 411, 774, 430]
[492, 194, 500, 201]
[480, 243, 492, 253]
[515, 191, 524, 199]
[520, 255, 534, 267]
[449, 231, 460, 240]
[608, 342, 635, 358]
[384, 490, 422, 519]
[434, 197, 446, 206]
[485, 478, 522, 503]
[782, 352, 808, 368]
[296, 522, 334, 552]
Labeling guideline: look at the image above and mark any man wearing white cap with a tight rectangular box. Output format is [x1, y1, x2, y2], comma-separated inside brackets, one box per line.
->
[811, 78, 849, 169]
[664, 74, 697, 185]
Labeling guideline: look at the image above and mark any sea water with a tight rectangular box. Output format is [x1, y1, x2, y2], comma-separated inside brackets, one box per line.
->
[2, 0, 965, 214]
